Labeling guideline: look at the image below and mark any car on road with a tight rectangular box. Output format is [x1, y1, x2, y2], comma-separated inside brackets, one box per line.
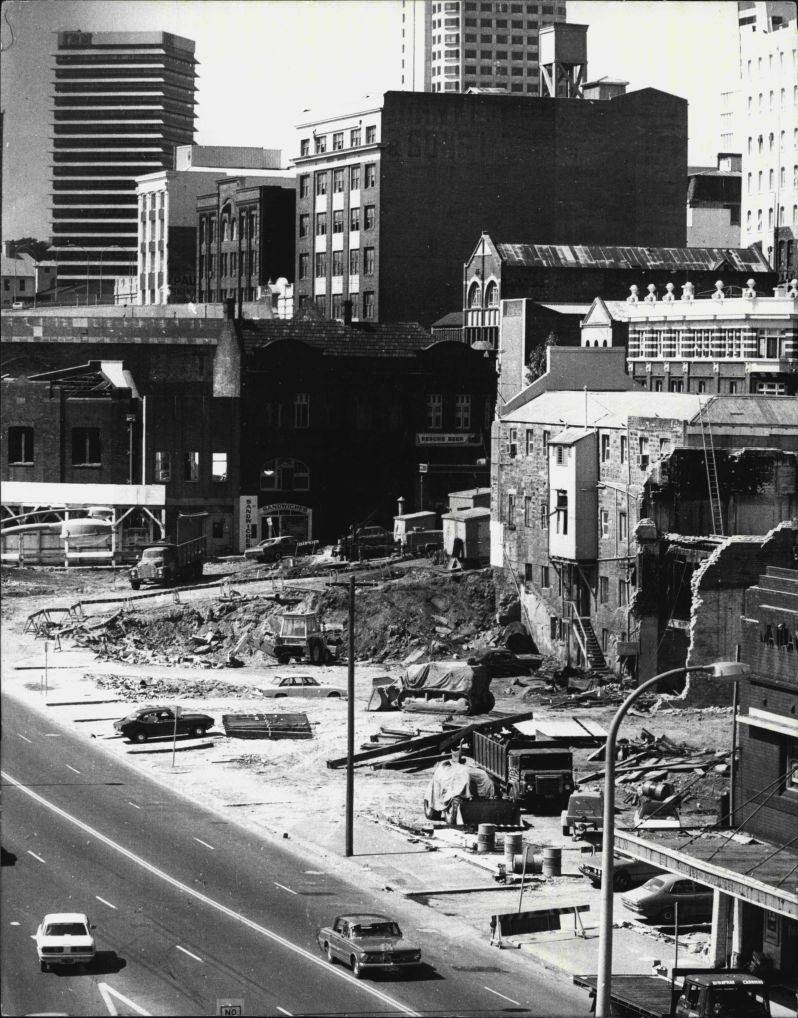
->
[244, 535, 298, 563]
[317, 913, 421, 978]
[578, 853, 665, 892]
[261, 674, 345, 699]
[35, 912, 96, 972]
[621, 873, 714, 924]
[113, 705, 215, 742]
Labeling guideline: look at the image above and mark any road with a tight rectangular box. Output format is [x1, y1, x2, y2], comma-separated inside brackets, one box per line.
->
[1, 693, 587, 1017]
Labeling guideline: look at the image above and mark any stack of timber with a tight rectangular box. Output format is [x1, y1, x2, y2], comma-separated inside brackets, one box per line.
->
[222, 712, 313, 739]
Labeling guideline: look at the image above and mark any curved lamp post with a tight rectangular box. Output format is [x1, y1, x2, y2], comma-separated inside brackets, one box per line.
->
[595, 660, 751, 1018]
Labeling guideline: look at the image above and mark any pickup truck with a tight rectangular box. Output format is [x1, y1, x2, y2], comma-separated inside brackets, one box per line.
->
[129, 536, 205, 589]
[575, 970, 771, 1017]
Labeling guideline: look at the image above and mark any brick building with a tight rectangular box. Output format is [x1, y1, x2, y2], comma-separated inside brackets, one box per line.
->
[490, 346, 798, 680]
[239, 319, 494, 541]
[464, 232, 775, 349]
[294, 87, 687, 326]
[196, 178, 296, 306]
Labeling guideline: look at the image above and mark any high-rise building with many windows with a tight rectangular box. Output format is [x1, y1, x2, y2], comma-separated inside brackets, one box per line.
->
[51, 30, 196, 300]
[423, 0, 566, 94]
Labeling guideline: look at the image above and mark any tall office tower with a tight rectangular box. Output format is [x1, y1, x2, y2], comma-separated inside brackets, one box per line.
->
[738, 2, 797, 276]
[51, 31, 197, 300]
[424, 0, 566, 94]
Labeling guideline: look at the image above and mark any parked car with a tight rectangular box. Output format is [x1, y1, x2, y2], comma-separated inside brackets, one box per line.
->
[261, 674, 345, 699]
[579, 853, 665, 892]
[35, 912, 96, 972]
[466, 647, 542, 677]
[621, 873, 714, 924]
[317, 913, 421, 978]
[244, 535, 298, 563]
[113, 705, 214, 743]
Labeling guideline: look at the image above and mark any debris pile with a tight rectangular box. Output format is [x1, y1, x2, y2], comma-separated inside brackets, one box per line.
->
[94, 672, 277, 701]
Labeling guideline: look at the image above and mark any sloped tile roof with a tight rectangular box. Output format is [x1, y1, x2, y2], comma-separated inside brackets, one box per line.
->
[239, 319, 436, 358]
[495, 244, 770, 273]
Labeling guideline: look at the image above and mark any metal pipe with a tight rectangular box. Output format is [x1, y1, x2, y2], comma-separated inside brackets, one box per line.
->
[345, 573, 356, 857]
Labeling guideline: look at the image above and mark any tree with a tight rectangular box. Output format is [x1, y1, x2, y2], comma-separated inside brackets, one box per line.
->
[7, 238, 52, 262]
[525, 330, 558, 386]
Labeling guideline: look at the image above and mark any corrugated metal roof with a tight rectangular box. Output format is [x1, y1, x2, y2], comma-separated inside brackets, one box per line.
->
[240, 320, 435, 358]
[495, 243, 770, 272]
[549, 426, 594, 446]
[695, 395, 798, 428]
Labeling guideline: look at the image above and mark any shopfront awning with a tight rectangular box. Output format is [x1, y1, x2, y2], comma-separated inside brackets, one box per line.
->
[615, 829, 798, 920]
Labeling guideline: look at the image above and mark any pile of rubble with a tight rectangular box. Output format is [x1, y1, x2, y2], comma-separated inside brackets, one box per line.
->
[94, 672, 275, 701]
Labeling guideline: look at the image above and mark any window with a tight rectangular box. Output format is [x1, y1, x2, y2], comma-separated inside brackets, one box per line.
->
[300, 138, 310, 157]
[618, 578, 630, 606]
[299, 253, 309, 279]
[154, 450, 171, 482]
[599, 576, 609, 604]
[260, 457, 310, 491]
[72, 427, 101, 466]
[299, 213, 310, 238]
[620, 434, 627, 464]
[362, 291, 375, 320]
[364, 205, 376, 230]
[523, 495, 533, 527]
[314, 135, 327, 154]
[555, 445, 565, 465]
[638, 436, 649, 468]
[364, 163, 376, 188]
[184, 450, 199, 482]
[545, 491, 567, 538]
[332, 131, 343, 151]
[316, 212, 327, 236]
[294, 393, 310, 429]
[364, 247, 375, 275]
[618, 511, 628, 541]
[315, 172, 328, 196]
[601, 629, 609, 653]
[332, 168, 345, 193]
[349, 248, 360, 275]
[212, 452, 228, 482]
[365, 125, 376, 144]
[485, 280, 499, 307]
[8, 426, 33, 464]
[539, 501, 548, 530]
[350, 166, 361, 191]
[455, 394, 471, 430]
[540, 565, 550, 588]
[525, 429, 533, 456]
[467, 281, 482, 308]
[601, 433, 610, 462]
[659, 437, 671, 457]
[350, 206, 361, 231]
[542, 430, 550, 455]
[332, 250, 344, 277]
[331, 294, 343, 320]
[600, 509, 609, 538]
[333, 209, 344, 234]
[507, 493, 516, 526]
[315, 252, 327, 277]
[350, 128, 361, 147]
[426, 393, 443, 429]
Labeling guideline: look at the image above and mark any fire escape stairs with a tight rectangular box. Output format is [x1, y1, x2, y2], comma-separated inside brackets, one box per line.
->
[572, 611, 614, 679]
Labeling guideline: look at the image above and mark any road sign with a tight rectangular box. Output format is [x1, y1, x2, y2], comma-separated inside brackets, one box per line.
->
[216, 1000, 244, 1016]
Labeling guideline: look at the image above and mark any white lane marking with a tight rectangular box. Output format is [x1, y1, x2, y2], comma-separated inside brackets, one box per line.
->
[10, 921, 20, 926]
[175, 944, 203, 963]
[98, 981, 151, 1016]
[45, 733, 60, 737]
[304, 870, 323, 874]
[483, 986, 523, 1006]
[274, 882, 298, 895]
[3, 770, 419, 1017]
[193, 837, 215, 850]
[96, 895, 117, 910]
[66, 764, 81, 774]
[276, 1008, 293, 1016]
[17, 734, 32, 743]
[128, 801, 141, 809]
[27, 850, 46, 864]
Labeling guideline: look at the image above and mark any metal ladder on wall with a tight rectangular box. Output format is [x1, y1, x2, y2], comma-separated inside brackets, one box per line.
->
[698, 399, 724, 537]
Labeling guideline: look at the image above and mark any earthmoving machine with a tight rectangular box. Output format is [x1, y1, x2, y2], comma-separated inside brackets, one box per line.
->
[263, 610, 342, 665]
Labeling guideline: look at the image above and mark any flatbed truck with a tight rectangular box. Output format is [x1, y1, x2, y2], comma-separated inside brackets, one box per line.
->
[129, 537, 206, 589]
[574, 969, 771, 1017]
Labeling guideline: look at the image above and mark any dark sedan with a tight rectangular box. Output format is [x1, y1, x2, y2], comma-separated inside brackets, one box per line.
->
[244, 535, 298, 563]
[113, 705, 214, 743]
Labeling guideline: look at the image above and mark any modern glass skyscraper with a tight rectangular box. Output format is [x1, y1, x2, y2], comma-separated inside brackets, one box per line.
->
[51, 31, 196, 300]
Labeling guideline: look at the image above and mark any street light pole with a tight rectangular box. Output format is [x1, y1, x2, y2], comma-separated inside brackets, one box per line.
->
[346, 573, 355, 857]
[595, 661, 750, 1018]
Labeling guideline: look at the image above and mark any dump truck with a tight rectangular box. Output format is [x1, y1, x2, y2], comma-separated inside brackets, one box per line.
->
[334, 524, 394, 561]
[575, 969, 771, 1018]
[470, 732, 574, 809]
[397, 661, 495, 716]
[128, 536, 206, 589]
[263, 610, 342, 665]
[423, 758, 519, 827]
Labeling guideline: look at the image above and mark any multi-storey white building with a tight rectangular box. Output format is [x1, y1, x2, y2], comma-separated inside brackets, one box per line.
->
[423, 0, 566, 94]
[739, 1, 797, 275]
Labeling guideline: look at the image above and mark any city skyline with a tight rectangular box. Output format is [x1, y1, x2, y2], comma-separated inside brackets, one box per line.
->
[1, 0, 740, 241]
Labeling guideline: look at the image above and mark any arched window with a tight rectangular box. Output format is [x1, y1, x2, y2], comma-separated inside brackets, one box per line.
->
[222, 219, 229, 242]
[485, 280, 499, 307]
[231, 218, 237, 241]
[467, 281, 482, 308]
[260, 458, 310, 492]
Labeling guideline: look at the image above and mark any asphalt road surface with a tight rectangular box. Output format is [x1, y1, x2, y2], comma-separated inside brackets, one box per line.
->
[1, 693, 587, 1017]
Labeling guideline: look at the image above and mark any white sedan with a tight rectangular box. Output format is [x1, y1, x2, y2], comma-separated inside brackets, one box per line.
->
[35, 912, 96, 972]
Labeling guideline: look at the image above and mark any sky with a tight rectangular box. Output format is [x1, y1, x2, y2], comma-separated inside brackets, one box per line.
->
[0, 0, 741, 241]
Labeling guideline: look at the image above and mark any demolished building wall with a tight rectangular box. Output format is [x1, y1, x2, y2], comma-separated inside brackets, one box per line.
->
[680, 520, 798, 705]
